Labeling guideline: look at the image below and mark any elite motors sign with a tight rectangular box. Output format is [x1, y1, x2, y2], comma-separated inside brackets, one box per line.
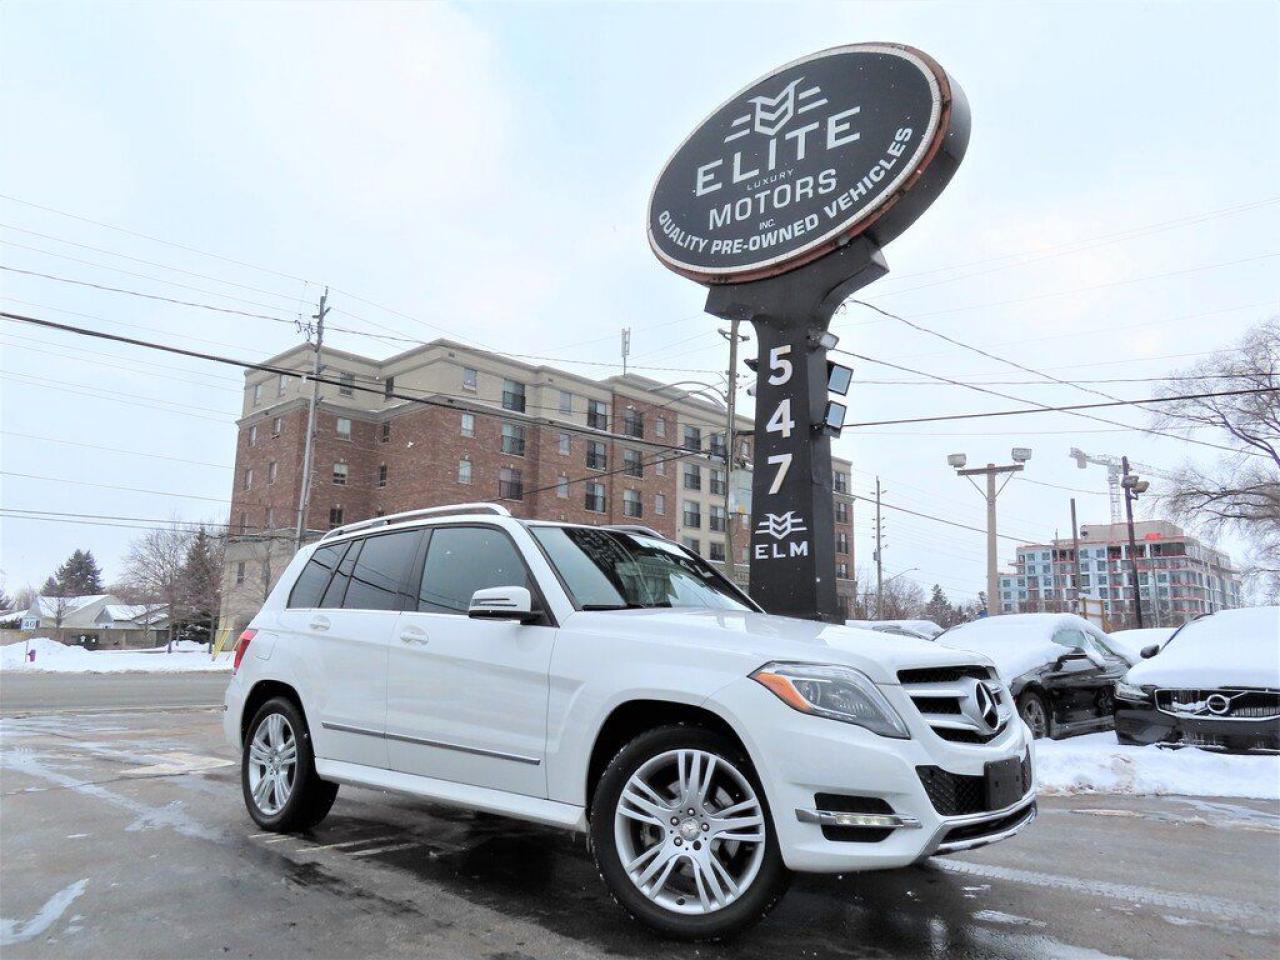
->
[649, 44, 969, 284]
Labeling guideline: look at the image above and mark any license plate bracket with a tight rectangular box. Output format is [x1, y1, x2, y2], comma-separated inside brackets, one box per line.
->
[984, 756, 1022, 810]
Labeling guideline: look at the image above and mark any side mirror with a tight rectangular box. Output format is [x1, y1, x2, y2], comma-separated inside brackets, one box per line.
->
[468, 586, 539, 624]
[1140, 644, 1160, 659]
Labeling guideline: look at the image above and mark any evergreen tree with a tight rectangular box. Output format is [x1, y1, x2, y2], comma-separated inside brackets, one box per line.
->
[924, 584, 954, 628]
[180, 528, 224, 633]
[45, 549, 106, 597]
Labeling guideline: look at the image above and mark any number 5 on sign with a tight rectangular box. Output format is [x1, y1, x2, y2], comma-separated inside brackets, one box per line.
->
[768, 345, 793, 385]
[767, 453, 792, 495]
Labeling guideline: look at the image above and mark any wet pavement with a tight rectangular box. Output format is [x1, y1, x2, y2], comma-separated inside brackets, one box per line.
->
[1, 679, 1278, 959]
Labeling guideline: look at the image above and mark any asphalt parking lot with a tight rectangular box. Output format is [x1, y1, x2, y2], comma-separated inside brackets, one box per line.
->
[2, 675, 1278, 959]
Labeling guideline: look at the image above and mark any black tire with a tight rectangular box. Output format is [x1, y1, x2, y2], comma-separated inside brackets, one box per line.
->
[1017, 690, 1053, 740]
[589, 725, 791, 941]
[241, 696, 338, 832]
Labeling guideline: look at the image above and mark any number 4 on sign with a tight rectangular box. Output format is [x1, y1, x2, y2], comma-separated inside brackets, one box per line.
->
[766, 398, 794, 438]
[767, 453, 792, 495]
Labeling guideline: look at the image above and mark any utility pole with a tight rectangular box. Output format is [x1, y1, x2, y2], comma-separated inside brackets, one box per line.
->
[1121, 456, 1149, 629]
[949, 448, 1031, 616]
[719, 321, 747, 584]
[1070, 497, 1081, 614]
[294, 287, 329, 549]
[874, 477, 884, 619]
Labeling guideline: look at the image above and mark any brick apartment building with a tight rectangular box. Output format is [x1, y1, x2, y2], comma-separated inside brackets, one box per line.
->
[998, 520, 1242, 628]
[218, 339, 856, 633]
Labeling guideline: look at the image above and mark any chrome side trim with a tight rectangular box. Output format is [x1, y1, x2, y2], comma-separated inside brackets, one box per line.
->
[795, 809, 922, 829]
[933, 802, 1037, 855]
[320, 722, 541, 766]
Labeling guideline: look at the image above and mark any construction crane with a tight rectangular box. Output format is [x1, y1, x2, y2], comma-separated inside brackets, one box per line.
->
[1069, 448, 1173, 523]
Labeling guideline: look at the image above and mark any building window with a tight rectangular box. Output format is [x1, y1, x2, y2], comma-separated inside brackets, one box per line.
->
[383, 376, 395, 399]
[683, 424, 701, 452]
[333, 462, 348, 485]
[624, 449, 644, 477]
[239, 512, 248, 535]
[656, 459, 666, 477]
[235, 561, 246, 585]
[587, 399, 609, 430]
[654, 493, 666, 515]
[339, 372, 354, 397]
[277, 373, 288, 397]
[458, 458, 472, 484]
[558, 390, 573, 416]
[329, 506, 343, 528]
[682, 536, 701, 555]
[709, 432, 726, 461]
[463, 367, 478, 391]
[557, 474, 569, 499]
[709, 504, 726, 532]
[268, 461, 278, 484]
[683, 500, 702, 529]
[558, 432, 571, 455]
[248, 424, 258, 447]
[683, 463, 701, 491]
[655, 416, 667, 438]
[380, 421, 391, 443]
[584, 481, 607, 513]
[243, 468, 253, 491]
[710, 542, 726, 563]
[709, 468, 726, 496]
[836, 532, 849, 555]
[623, 489, 643, 518]
[499, 466, 523, 501]
[461, 412, 475, 438]
[265, 507, 274, 528]
[833, 471, 849, 494]
[251, 382, 262, 406]
[836, 561, 849, 578]
[623, 409, 644, 438]
[835, 501, 850, 523]
[502, 423, 526, 456]
[502, 379, 526, 413]
[272, 416, 283, 437]
[377, 464, 387, 488]
[586, 441, 608, 470]
[336, 417, 352, 440]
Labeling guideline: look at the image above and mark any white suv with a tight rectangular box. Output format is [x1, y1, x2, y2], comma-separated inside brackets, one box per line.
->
[225, 503, 1035, 939]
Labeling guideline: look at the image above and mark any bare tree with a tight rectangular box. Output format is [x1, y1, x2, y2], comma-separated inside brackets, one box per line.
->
[1152, 318, 1280, 600]
[119, 525, 194, 642]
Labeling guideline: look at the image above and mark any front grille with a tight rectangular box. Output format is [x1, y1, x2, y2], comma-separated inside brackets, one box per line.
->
[918, 752, 1033, 816]
[1155, 688, 1280, 721]
[898, 664, 1010, 743]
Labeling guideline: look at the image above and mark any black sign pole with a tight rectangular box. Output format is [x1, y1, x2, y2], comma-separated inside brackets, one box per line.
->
[705, 237, 887, 622]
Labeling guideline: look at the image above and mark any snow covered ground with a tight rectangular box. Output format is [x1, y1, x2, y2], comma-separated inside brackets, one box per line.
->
[1035, 732, 1279, 801]
[1, 637, 232, 673]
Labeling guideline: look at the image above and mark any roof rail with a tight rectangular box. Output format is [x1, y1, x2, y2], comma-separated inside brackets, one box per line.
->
[603, 524, 668, 540]
[319, 503, 512, 541]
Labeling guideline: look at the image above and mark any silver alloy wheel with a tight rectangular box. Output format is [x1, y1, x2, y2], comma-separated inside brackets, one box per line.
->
[613, 748, 766, 915]
[247, 712, 298, 816]
[1021, 697, 1049, 739]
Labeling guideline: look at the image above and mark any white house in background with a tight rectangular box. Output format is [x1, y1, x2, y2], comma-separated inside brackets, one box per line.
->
[20, 594, 113, 631]
[9, 595, 170, 648]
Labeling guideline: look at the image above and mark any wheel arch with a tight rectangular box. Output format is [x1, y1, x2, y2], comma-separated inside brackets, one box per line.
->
[239, 679, 306, 746]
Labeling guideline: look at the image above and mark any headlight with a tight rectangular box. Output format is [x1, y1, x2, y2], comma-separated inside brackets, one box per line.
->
[751, 662, 910, 739]
[1115, 680, 1150, 703]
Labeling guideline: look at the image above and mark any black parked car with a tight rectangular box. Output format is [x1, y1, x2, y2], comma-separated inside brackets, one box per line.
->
[938, 614, 1130, 739]
[1113, 606, 1280, 753]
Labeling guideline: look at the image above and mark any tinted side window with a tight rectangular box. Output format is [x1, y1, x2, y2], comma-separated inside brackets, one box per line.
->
[343, 530, 422, 611]
[1051, 628, 1087, 649]
[320, 539, 362, 608]
[288, 543, 346, 608]
[418, 527, 531, 614]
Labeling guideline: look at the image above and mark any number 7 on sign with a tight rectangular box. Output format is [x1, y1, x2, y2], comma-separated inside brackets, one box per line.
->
[767, 453, 792, 495]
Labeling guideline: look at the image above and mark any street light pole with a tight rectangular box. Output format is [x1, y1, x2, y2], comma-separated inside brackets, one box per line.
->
[719, 321, 748, 584]
[1121, 456, 1150, 629]
[949, 448, 1031, 616]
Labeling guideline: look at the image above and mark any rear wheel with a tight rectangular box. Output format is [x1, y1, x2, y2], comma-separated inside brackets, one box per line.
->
[1018, 690, 1053, 740]
[242, 696, 338, 832]
[589, 726, 790, 940]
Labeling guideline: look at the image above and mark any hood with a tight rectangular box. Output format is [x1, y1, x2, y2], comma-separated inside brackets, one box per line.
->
[561, 607, 995, 684]
[936, 636, 1061, 685]
[1126, 607, 1280, 689]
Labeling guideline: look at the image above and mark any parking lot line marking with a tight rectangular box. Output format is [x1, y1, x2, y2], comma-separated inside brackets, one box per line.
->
[304, 837, 397, 851]
[347, 842, 420, 858]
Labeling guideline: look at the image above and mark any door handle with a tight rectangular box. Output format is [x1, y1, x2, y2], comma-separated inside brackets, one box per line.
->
[309, 616, 330, 632]
[399, 626, 429, 646]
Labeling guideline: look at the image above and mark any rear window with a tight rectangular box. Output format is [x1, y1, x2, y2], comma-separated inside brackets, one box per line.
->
[343, 529, 422, 611]
[287, 543, 346, 608]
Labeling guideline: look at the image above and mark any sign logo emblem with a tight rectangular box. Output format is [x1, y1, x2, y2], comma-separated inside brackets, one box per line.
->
[757, 511, 808, 540]
[724, 78, 828, 141]
[1205, 693, 1232, 716]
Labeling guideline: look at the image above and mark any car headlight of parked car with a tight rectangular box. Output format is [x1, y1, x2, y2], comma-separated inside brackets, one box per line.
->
[751, 662, 911, 739]
[1114, 679, 1151, 703]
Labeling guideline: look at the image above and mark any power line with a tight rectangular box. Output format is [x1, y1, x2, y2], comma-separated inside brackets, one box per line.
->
[0, 431, 233, 470]
[846, 494, 1036, 545]
[0, 471, 231, 504]
[0, 371, 236, 423]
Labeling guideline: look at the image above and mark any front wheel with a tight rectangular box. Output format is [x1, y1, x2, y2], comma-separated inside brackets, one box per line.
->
[242, 696, 338, 832]
[1018, 690, 1053, 740]
[589, 726, 790, 940]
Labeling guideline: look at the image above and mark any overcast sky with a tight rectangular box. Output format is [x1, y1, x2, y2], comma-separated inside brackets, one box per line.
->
[1, 1, 1277, 602]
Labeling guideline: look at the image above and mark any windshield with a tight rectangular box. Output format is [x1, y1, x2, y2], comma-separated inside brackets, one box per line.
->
[531, 526, 754, 612]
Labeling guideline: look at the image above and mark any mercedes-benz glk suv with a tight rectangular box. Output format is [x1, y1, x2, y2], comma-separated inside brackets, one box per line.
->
[224, 504, 1036, 939]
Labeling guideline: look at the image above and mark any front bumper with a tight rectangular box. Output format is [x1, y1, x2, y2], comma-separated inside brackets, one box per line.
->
[711, 677, 1037, 873]
[1115, 701, 1280, 752]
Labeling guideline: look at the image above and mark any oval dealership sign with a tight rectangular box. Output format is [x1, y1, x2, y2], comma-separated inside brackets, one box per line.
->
[648, 44, 969, 284]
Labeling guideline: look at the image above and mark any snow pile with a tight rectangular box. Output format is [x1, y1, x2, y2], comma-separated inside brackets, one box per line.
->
[1125, 606, 1280, 689]
[1, 637, 231, 673]
[1034, 732, 1279, 801]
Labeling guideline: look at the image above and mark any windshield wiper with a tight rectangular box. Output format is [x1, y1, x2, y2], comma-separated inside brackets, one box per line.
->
[581, 601, 672, 610]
